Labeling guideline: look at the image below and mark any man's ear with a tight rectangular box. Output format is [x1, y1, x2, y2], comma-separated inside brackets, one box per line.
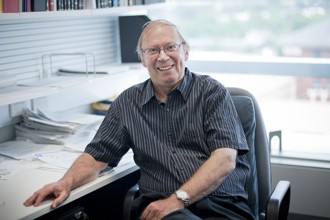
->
[185, 51, 189, 61]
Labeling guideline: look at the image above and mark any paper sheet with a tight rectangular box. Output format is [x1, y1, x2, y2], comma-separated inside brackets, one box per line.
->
[34, 151, 82, 169]
[0, 140, 62, 160]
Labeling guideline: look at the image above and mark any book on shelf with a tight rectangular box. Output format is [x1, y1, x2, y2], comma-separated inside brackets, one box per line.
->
[19, 0, 31, 12]
[88, 0, 147, 9]
[57, 0, 86, 10]
[48, 0, 54, 11]
[144, 0, 165, 4]
[31, 0, 48, 11]
[2, 0, 19, 13]
[25, 0, 32, 12]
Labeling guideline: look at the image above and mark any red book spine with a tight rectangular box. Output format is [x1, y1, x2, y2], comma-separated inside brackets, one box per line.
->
[26, 0, 32, 11]
[3, 0, 20, 13]
[48, 0, 54, 11]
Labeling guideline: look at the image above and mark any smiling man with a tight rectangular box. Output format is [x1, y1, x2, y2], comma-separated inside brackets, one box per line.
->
[24, 20, 254, 220]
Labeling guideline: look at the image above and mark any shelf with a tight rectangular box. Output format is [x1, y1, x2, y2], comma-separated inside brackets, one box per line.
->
[0, 64, 147, 107]
[0, 4, 165, 20]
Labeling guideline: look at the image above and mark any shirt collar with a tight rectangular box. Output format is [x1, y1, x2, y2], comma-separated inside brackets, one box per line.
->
[140, 68, 193, 106]
[177, 68, 193, 102]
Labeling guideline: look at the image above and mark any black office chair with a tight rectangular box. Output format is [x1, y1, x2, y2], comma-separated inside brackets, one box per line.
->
[122, 87, 291, 220]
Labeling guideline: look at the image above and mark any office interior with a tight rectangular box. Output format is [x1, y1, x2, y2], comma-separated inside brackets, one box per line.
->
[0, 1, 330, 219]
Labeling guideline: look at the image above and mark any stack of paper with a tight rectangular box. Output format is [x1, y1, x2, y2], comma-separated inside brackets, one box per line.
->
[15, 108, 104, 152]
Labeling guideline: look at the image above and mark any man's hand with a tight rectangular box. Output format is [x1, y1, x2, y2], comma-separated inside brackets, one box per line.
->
[140, 194, 183, 220]
[23, 153, 108, 209]
[23, 179, 71, 209]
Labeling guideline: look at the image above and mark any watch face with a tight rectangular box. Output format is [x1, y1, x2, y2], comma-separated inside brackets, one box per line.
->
[177, 190, 188, 199]
[176, 189, 190, 207]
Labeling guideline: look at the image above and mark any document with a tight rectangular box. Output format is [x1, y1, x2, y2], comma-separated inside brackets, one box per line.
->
[0, 140, 61, 160]
[34, 150, 81, 169]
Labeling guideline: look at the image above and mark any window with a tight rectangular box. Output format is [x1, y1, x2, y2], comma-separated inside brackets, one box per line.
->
[148, 0, 330, 162]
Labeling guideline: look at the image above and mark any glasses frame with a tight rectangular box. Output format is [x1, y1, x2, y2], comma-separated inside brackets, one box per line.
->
[141, 42, 186, 56]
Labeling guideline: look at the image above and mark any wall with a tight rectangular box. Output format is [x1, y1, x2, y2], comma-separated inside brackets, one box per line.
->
[272, 163, 330, 218]
[0, 15, 123, 142]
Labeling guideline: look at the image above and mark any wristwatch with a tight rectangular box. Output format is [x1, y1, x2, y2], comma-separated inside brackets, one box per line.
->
[175, 189, 190, 207]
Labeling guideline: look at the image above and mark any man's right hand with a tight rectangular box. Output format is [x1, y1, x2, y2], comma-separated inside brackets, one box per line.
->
[23, 179, 71, 209]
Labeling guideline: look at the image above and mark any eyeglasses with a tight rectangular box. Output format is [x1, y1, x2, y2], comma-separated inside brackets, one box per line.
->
[142, 42, 185, 56]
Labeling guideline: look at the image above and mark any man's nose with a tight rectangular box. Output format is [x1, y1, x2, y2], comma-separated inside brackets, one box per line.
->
[157, 49, 169, 60]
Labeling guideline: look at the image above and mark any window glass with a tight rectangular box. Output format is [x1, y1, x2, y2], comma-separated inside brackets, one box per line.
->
[148, 0, 330, 161]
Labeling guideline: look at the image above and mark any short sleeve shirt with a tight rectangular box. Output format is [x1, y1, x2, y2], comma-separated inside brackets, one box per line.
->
[85, 68, 250, 200]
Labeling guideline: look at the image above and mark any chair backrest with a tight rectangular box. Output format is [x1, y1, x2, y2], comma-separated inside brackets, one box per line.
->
[228, 87, 272, 219]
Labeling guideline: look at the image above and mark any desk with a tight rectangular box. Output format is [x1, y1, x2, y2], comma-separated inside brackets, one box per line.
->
[0, 156, 139, 220]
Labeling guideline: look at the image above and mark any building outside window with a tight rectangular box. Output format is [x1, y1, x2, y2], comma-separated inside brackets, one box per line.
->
[148, 0, 330, 162]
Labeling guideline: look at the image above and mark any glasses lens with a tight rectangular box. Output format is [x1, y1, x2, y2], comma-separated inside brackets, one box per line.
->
[147, 48, 159, 55]
[143, 43, 183, 56]
[165, 44, 179, 52]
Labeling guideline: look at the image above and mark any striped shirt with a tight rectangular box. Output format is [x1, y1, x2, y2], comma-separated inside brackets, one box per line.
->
[85, 68, 250, 200]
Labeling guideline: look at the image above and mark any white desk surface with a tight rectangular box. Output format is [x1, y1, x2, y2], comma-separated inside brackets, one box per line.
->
[0, 157, 138, 220]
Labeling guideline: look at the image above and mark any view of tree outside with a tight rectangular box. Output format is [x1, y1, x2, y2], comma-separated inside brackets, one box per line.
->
[148, 0, 330, 160]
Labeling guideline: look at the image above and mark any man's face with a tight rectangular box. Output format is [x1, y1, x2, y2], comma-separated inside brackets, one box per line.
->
[140, 25, 189, 89]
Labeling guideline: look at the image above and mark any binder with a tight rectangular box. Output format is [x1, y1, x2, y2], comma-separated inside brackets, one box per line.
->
[31, 0, 47, 11]
[3, 0, 20, 13]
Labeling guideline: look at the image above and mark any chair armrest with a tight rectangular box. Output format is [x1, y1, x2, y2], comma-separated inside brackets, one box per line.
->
[123, 184, 140, 220]
[266, 180, 291, 220]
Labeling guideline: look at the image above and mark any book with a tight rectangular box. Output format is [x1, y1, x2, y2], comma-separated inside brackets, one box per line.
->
[20, 0, 31, 12]
[85, 0, 96, 9]
[48, 0, 54, 11]
[26, 0, 32, 11]
[78, 0, 86, 9]
[3, 0, 20, 13]
[31, 0, 47, 11]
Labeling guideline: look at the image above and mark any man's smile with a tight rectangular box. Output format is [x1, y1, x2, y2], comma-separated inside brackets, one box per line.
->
[157, 65, 174, 71]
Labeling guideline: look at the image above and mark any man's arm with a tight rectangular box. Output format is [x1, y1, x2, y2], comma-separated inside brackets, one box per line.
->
[178, 147, 237, 203]
[24, 153, 108, 209]
[140, 148, 237, 220]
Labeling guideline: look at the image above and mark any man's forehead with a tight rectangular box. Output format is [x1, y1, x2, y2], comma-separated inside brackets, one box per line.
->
[142, 26, 179, 42]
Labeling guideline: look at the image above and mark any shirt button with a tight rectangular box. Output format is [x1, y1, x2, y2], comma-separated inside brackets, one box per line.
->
[166, 108, 170, 112]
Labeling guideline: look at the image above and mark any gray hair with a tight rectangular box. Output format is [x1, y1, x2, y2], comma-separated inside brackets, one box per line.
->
[136, 19, 190, 60]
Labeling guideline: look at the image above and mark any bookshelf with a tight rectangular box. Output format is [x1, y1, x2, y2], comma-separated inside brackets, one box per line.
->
[0, 1, 165, 19]
[0, 5, 154, 19]
[0, 1, 164, 116]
